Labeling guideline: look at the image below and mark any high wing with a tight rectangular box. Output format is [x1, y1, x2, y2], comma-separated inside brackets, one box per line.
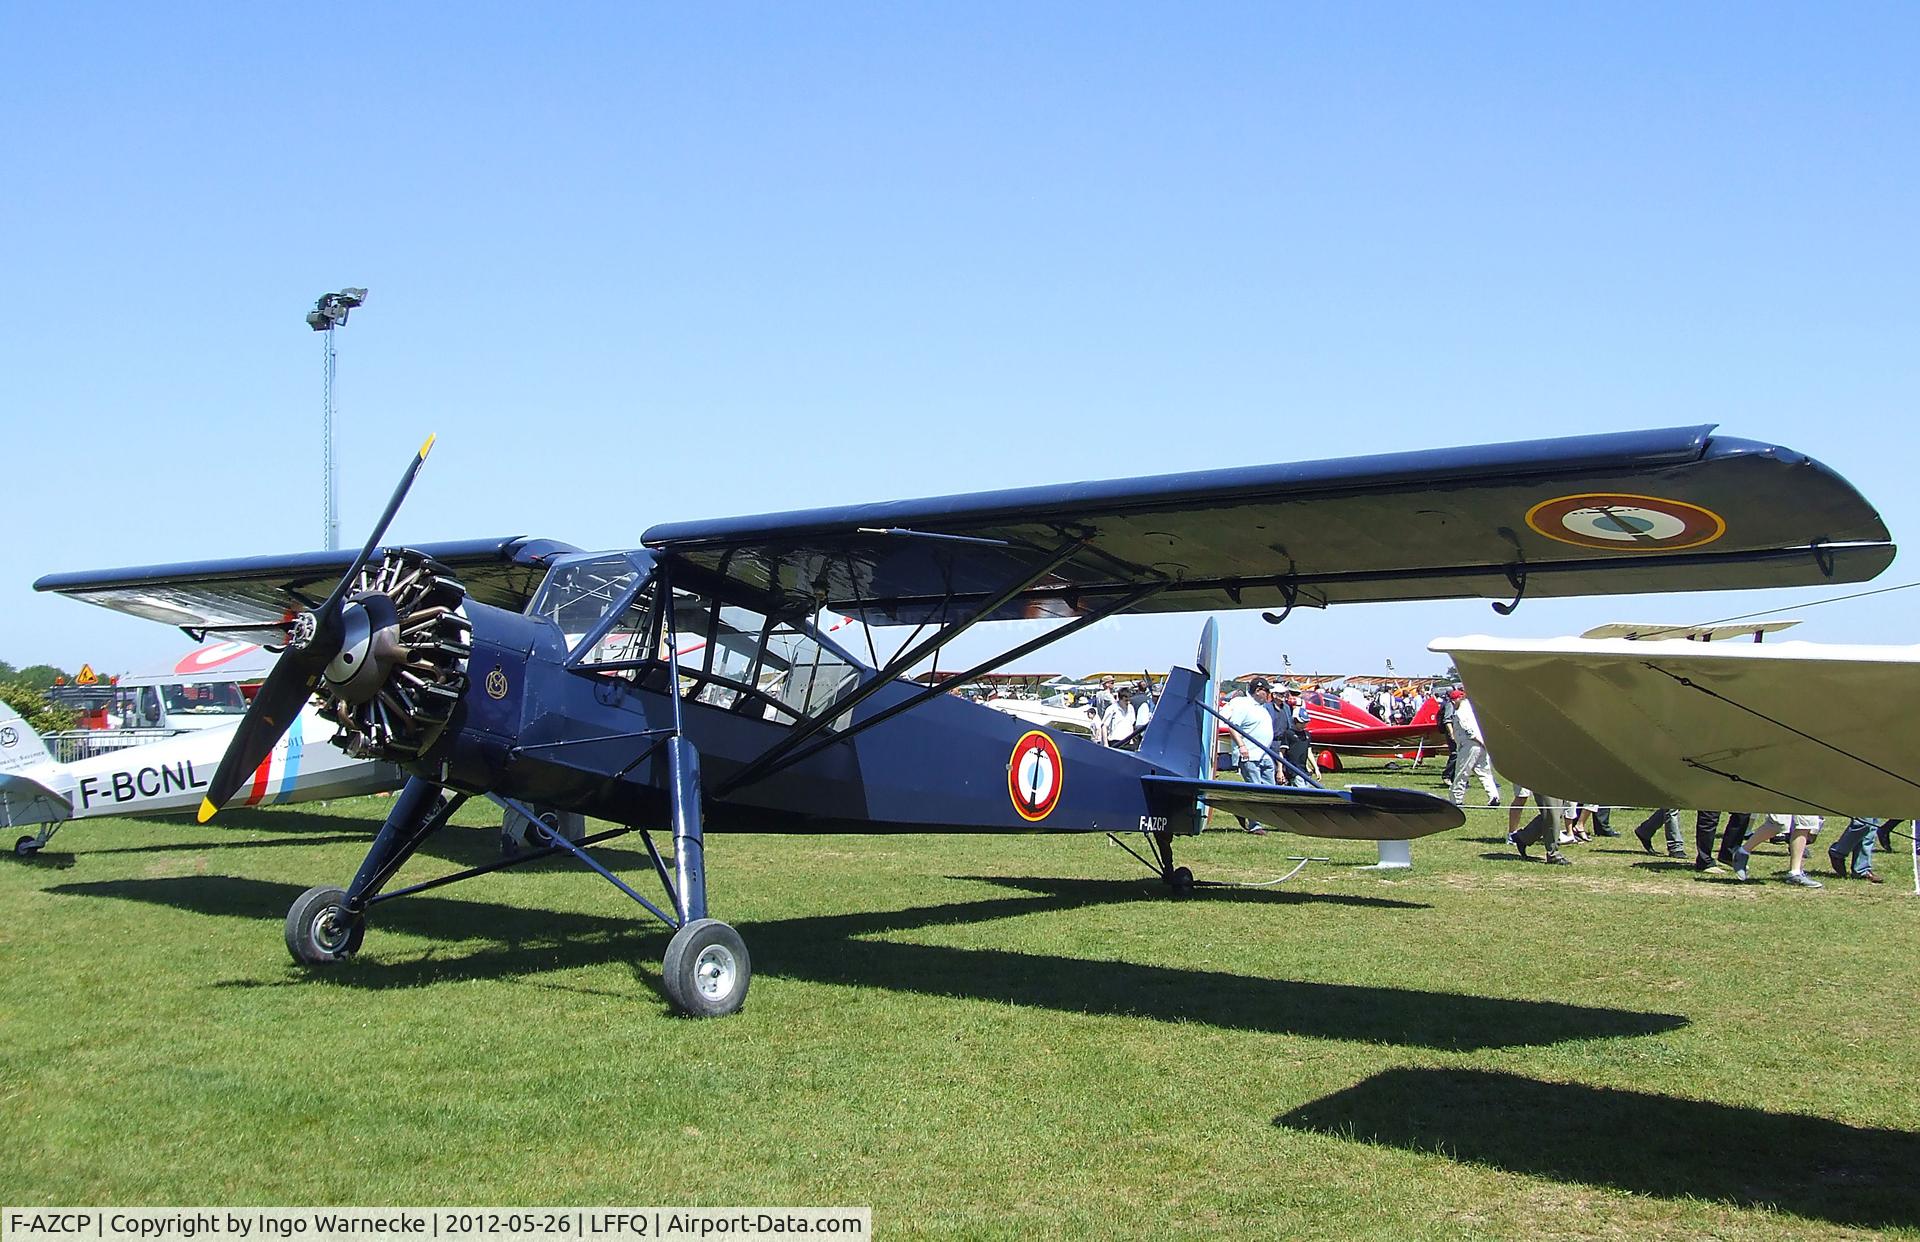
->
[642, 426, 1892, 624]
[34, 537, 580, 640]
[1435, 635, 1920, 818]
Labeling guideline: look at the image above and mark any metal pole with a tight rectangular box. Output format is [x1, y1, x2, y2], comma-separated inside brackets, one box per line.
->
[322, 326, 339, 550]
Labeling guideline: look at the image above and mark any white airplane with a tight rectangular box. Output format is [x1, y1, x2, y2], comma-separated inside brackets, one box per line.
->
[0, 699, 403, 856]
[1431, 630, 1918, 820]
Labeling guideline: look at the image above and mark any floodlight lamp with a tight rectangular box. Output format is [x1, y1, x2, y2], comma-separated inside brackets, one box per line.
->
[307, 287, 369, 330]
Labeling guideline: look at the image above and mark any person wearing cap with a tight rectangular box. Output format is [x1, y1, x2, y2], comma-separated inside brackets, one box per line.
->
[1277, 687, 1314, 786]
[1091, 677, 1119, 745]
[1221, 679, 1277, 832]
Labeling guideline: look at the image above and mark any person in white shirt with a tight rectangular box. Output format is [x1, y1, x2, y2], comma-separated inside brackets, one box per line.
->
[1102, 687, 1137, 749]
[1222, 680, 1277, 832]
[1447, 691, 1501, 808]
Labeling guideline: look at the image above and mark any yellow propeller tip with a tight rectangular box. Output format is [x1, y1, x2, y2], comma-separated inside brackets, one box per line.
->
[197, 798, 219, 824]
[419, 432, 437, 458]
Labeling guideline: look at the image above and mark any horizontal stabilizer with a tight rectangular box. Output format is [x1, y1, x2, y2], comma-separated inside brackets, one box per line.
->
[1143, 776, 1464, 840]
[0, 772, 73, 826]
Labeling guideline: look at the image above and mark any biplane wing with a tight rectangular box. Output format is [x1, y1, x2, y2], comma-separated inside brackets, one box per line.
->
[1435, 635, 1920, 818]
[33, 537, 579, 641]
[641, 425, 1893, 624]
[1143, 777, 1465, 839]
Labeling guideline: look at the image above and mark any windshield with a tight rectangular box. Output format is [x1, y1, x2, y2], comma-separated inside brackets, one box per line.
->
[531, 554, 646, 652]
[160, 681, 250, 714]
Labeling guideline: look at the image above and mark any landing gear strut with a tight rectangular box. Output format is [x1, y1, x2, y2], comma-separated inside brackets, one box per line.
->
[656, 735, 749, 1016]
[281, 740, 751, 1018]
[283, 776, 461, 967]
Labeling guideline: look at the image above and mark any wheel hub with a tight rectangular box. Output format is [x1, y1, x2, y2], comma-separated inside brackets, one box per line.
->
[312, 907, 354, 954]
[693, 944, 738, 1000]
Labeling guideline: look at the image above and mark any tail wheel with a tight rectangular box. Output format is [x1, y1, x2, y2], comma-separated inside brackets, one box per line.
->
[319, 549, 471, 761]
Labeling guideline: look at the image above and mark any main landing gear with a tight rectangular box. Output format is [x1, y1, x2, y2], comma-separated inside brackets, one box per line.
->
[282, 738, 749, 1018]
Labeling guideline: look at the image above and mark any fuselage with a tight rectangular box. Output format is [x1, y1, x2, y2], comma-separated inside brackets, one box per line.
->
[411, 553, 1207, 837]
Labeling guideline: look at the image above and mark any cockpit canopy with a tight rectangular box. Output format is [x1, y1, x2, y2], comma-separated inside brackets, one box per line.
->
[529, 551, 867, 727]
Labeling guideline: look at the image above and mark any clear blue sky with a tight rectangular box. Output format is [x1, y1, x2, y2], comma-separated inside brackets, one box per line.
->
[4, 3, 1915, 681]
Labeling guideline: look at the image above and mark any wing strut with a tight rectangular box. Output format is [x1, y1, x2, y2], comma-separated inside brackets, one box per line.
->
[708, 536, 1103, 798]
[720, 578, 1169, 797]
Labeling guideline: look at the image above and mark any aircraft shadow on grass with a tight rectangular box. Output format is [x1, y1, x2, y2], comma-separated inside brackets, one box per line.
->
[47, 873, 1683, 1051]
[1274, 1068, 1920, 1230]
[40, 809, 664, 871]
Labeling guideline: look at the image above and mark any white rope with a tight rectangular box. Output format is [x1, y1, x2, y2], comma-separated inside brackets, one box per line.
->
[1209, 856, 1329, 887]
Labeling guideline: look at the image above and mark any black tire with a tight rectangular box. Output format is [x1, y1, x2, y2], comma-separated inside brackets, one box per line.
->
[1165, 865, 1195, 896]
[15, 835, 41, 857]
[285, 885, 365, 965]
[661, 918, 751, 1017]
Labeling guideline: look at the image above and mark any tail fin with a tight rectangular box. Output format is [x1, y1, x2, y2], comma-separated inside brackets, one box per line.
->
[1136, 618, 1219, 779]
[0, 700, 55, 775]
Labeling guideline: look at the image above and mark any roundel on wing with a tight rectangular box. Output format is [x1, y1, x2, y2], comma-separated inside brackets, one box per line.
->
[1007, 730, 1064, 822]
[1525, 493, 1726, 552]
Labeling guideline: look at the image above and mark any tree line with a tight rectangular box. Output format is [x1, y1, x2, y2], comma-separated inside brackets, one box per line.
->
[0, 661, 82, 735]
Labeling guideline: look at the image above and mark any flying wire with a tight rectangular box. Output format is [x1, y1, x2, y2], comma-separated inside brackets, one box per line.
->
[1642, 663, 1920, 794]
[1629, 577, 1920, 640]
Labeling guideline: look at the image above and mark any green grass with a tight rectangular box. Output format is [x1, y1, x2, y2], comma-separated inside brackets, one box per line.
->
[2, 763, 1915, 1240]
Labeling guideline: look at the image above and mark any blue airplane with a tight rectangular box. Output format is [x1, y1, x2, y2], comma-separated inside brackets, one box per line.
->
[34, 426, 1893, 1015]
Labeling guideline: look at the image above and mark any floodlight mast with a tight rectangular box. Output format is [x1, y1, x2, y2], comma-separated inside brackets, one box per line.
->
[307, 288, 368, 552]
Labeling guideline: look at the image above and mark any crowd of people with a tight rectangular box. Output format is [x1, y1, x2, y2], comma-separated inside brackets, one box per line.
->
[1436, 687, 1902, 889]
[1084, 676, 1155, 749]
[1209, 679, 1903, 890]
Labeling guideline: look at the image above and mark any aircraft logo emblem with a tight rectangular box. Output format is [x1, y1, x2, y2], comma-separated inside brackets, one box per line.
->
[1008, 730, 1063, 822]
[1526, 493, 1726, 552]
[174, 641, 265, 676]
[485, 667, 510, 700]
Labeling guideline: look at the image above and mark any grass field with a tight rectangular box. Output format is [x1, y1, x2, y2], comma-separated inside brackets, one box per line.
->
[2, 760, 1915, 1239]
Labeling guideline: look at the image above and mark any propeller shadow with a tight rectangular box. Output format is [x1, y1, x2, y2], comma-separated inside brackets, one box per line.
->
[49, 874, 1683, 1049]
[1275, 1068, 1920, 1229]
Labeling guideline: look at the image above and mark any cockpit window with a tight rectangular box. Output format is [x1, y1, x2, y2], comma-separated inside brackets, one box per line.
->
[160, 681, 250, 714]
[531, 555, 645, 653]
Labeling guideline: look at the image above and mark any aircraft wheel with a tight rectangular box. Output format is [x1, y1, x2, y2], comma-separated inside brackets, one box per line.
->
[285, 885, 365, 965]
[15, 835, 42, 857]
[662, 918, 751, 1018]
[1164, 865, 1195, 897]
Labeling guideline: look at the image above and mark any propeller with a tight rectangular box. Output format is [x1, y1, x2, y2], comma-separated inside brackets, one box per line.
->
[198, 435, 438, 822]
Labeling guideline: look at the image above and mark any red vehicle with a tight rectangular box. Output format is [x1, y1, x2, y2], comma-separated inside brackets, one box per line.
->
[1295, 690, 1446, 771]
[1217, 687, 1447, 773]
